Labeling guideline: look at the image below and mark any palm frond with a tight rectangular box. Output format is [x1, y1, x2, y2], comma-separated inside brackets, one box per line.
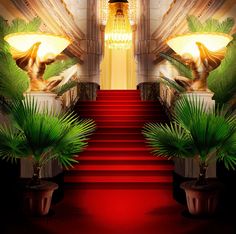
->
[217, 17, 235, 34]
[143, 95, 236, 170]
[204, 18, 220, 32]
[187, 15, 234, 33]
[175, 97, 235, 159]
[159, 76, 186, 93]
[54, 118, 96, 155]
[0, 52, 29, 100]
[6, 17, 41, 34]
[0, 17, 10, 52]
[143, 122, 196, 158]
[160, 53, 193, 79]
[218, 150, 236, 170]
[186, 15, 203, 32]
[6, 98, 96, 166]
[189, 114, 230, 158]
[174, 95, 211, 129]
[53, 80, 77, 96]
[208, 37, 236, 105]
[0, 16, 41, 52]
[0, 16, 8, 36]
[0, 124, 29, 162]
[44, 58, 78, 80]
[55, 154, 79, 169]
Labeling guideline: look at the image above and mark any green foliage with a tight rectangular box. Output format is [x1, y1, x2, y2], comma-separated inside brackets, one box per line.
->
[0, 16, 8, 36]
[5, 17, 41, 34]
[0, 52, 29, 100]
[53, 80, 77, 96]
[0, 124, 27, 163]
[0, 98, 96, 169]
[0, 16, 41, 99]
[187, 15, 234, 33]
[0, 16, 41, 53]
[144, 122, 196, 158]
[160, 53, 193, 79]
[186, 15, 204, 32]
[159, 76, 186, 93]
[0, 16, 10, 52]
[208, 35, 236, 104]
[143, 96, 236, 170]
[44, 58, 78, 80]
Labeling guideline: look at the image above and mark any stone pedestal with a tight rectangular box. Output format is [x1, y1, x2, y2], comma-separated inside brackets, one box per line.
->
[24, 92, 62, 113]
[137, 82, 159, 101]
[181, 91, 215, 111]
[21, 92, 63, 179]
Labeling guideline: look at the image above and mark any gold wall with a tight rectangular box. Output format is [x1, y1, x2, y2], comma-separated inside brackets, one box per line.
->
[100, 46, 137, 90]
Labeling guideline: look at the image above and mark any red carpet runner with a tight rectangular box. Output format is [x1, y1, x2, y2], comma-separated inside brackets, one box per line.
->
[65, 90, 173, 185]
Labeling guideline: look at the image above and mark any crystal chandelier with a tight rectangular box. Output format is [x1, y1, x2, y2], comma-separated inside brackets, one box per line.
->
[105, 0, 132, 49]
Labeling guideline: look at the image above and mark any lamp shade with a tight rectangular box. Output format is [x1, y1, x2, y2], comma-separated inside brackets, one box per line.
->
[4, 32, 71, 61]
[166, 32, 232, 58]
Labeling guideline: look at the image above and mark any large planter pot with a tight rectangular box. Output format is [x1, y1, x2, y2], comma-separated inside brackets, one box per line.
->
[23, 181, 58, 216]
[181, 180, 222, 216]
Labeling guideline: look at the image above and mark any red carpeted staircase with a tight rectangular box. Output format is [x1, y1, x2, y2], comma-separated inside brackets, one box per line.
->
[64, 90, 173, 185]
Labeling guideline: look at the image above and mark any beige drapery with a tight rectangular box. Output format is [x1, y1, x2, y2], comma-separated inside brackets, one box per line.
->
[100, 46, 136, 90]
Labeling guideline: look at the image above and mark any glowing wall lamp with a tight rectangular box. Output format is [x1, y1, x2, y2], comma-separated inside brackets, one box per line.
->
[4, 32, 71, 91]
[105, 0, 132, 49]
[166, 32, 232, 91]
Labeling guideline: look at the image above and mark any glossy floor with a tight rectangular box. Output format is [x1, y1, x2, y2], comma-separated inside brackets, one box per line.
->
[2, 185, 236, 234]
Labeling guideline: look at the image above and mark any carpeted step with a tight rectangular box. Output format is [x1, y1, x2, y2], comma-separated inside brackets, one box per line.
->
[96, 96, 140, 101]
[65, 90, 172, 185]
[91, 133, 144, 140]
[94, 120, 168, 127]
[66, 169, 172, 177]
[64, 175, 172, 184]
[70, 164, 173, 172]
[77, 147, 165, 157]
[77, 100, 162, 105]
[95, 127, 143, 134]
[81, 115, 167, 122]
[97, 91, 140, 95]
[77, 109, 164, 115]
[97, 91, 140, 97]
[87, 140, 146, 148]
[76, 157, 172, 165]
[77, 107, 164, 113]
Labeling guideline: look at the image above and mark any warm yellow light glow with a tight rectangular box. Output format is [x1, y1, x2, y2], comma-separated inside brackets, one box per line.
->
[166, 32, 232, 58]
[105, 2, 132, 49]
[4, 32, 71, 61]
[100, 0, 136, 25]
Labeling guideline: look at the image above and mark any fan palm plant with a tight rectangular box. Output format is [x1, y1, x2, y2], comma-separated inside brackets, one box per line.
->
[0, 98, 95, 185]
[143, 96, 236, 186]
